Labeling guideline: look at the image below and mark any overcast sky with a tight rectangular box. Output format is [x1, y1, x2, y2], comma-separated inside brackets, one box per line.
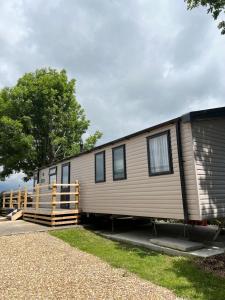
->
[0, 0, 225, 191]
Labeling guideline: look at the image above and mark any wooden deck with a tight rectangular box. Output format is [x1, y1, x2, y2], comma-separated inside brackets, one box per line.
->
[2, 181, 80, 226]
[23, 208, 80, 226]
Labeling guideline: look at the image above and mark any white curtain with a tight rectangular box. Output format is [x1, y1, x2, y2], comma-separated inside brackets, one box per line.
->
[149, 134, 169, 173]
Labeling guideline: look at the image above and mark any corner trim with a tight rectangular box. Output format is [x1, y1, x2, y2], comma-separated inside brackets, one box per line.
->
[176, 119, 189, 222]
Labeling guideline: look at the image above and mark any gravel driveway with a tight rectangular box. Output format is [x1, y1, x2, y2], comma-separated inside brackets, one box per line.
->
[0, 232, 180, 300]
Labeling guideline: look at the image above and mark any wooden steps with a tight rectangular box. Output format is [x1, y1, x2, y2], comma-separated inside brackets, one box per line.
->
[11, 210, 23, 221]
[23, 208, 80, 226]
[0, 208, 14, 217]
[1, 208, 23, 221]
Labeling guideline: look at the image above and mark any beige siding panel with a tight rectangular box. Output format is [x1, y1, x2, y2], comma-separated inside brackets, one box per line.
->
[192, 118, 225, 219]
[38, 122, 200, 220]
[69, 123, 196, 220]
[181, 122, 200, 220]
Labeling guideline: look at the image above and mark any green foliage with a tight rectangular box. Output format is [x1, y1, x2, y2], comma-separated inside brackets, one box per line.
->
[83, 130, 103, 151]
[0, 116, 34, 179]
[186, 0, 225, 34]
[51, 228, 225, 300]
[0, 68, 102, 179]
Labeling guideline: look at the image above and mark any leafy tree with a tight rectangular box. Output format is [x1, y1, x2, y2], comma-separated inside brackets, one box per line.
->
[0, 68, 102, 180]
[185, 0, 225, 34]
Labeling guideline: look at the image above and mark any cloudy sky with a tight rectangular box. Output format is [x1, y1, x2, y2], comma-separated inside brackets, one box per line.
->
[0, 0, 225, 191]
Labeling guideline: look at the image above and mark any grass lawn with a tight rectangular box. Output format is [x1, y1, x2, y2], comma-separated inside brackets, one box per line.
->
[50, 228, 225, 300]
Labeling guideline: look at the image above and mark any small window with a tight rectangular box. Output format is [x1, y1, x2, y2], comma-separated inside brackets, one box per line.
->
[95, 151, 105, 183]
[112, 145, 127, 180]
[147, 131, 173, 176]
[49, 166, 57, 186]
[61, 163, 70, 187]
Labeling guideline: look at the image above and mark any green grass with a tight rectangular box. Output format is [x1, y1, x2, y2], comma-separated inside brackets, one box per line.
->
[50, 228, 225, 300]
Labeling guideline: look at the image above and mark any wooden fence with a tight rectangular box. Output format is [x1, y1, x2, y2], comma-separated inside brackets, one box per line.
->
[2, 180, 80, 212]
[2, 189, 27, 209]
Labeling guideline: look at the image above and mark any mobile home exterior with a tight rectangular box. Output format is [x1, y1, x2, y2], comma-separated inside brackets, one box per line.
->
[36, 107, 225, 222]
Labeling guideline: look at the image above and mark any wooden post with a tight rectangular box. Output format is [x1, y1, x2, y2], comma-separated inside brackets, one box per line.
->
[18, 189, 21, 209]
[2, 193, 5, 208]
[51, 182, 57, 212]
[10, 190, 13, 208]
[35, 184, 40, 210]
[24, 187, 27, 209]
[75, 180, 79, 210]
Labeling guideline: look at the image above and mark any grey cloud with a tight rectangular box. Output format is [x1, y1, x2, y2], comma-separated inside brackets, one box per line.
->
[0, 0, 225, 191]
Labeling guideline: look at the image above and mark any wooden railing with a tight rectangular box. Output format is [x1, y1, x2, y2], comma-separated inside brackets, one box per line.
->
[2, 189, 27, 209]
[2, 181, 80, 212]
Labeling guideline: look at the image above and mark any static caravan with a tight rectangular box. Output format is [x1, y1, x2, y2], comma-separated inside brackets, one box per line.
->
[31, 106, 225, 225]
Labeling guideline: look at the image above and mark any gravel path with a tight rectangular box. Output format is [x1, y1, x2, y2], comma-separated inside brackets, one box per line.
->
[0, 232, 180, 300]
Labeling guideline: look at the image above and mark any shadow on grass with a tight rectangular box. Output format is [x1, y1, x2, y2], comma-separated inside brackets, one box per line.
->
[115, 241, 225, 300]
[168, 258, 225, 300]
[114, 241, 160, 258]
[51, 228, 225, 300]
[91, 230, 225, 300]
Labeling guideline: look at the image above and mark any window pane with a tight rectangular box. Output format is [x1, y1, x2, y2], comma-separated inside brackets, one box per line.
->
[149, 134, 170, 174]
[96, 153, 105, 182]
[62, 165, 69, 184]
[113, 146, 125, 179]
[49, 167, 56, 175]
[33, 173, 38, 186]
[50, 174, 56, 184]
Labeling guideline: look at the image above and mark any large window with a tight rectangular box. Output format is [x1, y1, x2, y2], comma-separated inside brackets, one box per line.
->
[112, 145, 127, 180]
[49, 166, 57, 186]
[147, 131, 173, 176]
[95, 151, 106, 183]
